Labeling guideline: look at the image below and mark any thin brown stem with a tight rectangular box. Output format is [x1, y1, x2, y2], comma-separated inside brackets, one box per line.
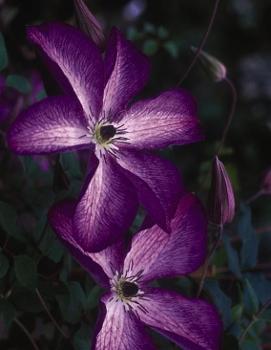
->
[197, 225, 223, 296]
[245, 190, 265, 205]
[217, 77, 238, 154]
[178, 0, 221, 85]
[14, 317, 40, 350]
[239, 298, 271, 344]
[35, 288, 69, 339]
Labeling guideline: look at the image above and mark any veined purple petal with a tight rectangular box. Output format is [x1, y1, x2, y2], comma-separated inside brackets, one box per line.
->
[49, 201, 124, 287]
[93, 293, 156, 350]
[137, 289, 222, 350]
[103, 27, 150, 120]
[73, 156, 138, 252]
[123, 194, 207, 282]
[27, 22, 104, 124]
[7, 96, 90, 155]
[120, 89, 203, 149]
[117, 149, 184, 231]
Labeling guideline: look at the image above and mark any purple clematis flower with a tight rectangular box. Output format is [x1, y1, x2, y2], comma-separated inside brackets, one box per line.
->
[49, 193, 222, 350]
[8, 22, 203, 251]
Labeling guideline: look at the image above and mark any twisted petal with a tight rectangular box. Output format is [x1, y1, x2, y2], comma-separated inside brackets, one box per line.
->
[117, 149, 184, 231]
[94, 294, 156, 350]
[137, 289, 222, 350]
[121, 89, 203, 149]
[7, 96, 90, 154]
[73, 156, 138, 252]
[123, 194, 207, 282]
[103, 27, 150, 119]
[49, 201, 124, 287]
[27, 22, 104, 123]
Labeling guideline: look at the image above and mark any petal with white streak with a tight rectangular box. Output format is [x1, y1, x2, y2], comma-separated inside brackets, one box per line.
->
[138, 289, 222, 350]
[49, 201, 125, 287]
[123, 193, 207, 282]
[8, 95, 90, 155]
[117, 149, 184, 231]
[73, 156, 138, 252]
[94, 294, 156, 350]
[103, 27, 150, 120]
[121, 89, 203, 149]
[28, 22, 104, 124]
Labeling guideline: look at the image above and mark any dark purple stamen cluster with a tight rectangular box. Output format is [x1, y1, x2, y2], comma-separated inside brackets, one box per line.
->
[121, 281, 139, 298]
[100, 124, 116, 141]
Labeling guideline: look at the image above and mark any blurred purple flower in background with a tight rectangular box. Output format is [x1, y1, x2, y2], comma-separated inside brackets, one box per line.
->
[262, 168, 271, 195]
[49, 193, 222, 350]
[8, 23, 203, 252]
[123, 0, 146, 22]
[208, 156, 235, 226]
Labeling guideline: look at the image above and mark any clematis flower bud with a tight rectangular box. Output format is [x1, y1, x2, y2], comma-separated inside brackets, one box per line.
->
[262, 168, 271, 194]
[74, 0, 105, 49]
[208, 156, 235, 225]
[191, 46, 227, 82]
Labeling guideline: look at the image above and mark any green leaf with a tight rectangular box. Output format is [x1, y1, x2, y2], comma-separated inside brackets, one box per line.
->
[39, 227, 64, 263]
[223, 234, 242, 278]
[56, 282, 86, 324]
[0, 253, 9, 278]
[59, 152, 82, 180]
[241, 338, 261, 350]
[157, 26, 169, 39]
[11, 287, 43, 313]
[243, 279, 259, 315]
[85, 285, 101, 311]
[0, 201, 22, 240]
[236, 204, 258, 269]
[143, 39, 159, 56]
[0, 32, 8, 71]
[244, 273, 271, 305]
[6, 74, 32, 94]
[14, 255, 38, 289]
[205, 279, 232, 328]
[73, 323, 91, 350]
[222, 334, 239, 350]
[164, 41, 179, 58]
[232, 304, 243, 321]
[0, 299, 16, 329]
[143, 22, 156, 34]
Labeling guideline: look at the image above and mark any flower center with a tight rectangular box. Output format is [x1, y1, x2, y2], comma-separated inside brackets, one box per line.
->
[95, 124, 116, 144]
[121, 281, 139, 298]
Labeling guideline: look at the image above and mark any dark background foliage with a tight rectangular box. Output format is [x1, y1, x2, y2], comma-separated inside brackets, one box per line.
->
[0, 0, 270, 349]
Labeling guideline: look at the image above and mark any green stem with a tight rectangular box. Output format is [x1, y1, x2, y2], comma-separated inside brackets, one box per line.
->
[239, 298, 271, 344]
[217, 77, 238, 155]
[35, 288, 69, 339]
[197, 225, 223, 297]
[14, 317, 40, 350]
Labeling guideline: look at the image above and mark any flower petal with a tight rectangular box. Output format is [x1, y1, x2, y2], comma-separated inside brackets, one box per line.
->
[49, 201, 124, 287]
[94, 294, 156, 350]
[117, 149, 184, 231]
[73, 156, 138, 252]
[7, 96, 90, 154]
[103, 27, 150, 119]
[121, 89, 203, 149]
[137, 289, 222, 350]
[27, 22, 104, 123]
[123, 194, 207, 282]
